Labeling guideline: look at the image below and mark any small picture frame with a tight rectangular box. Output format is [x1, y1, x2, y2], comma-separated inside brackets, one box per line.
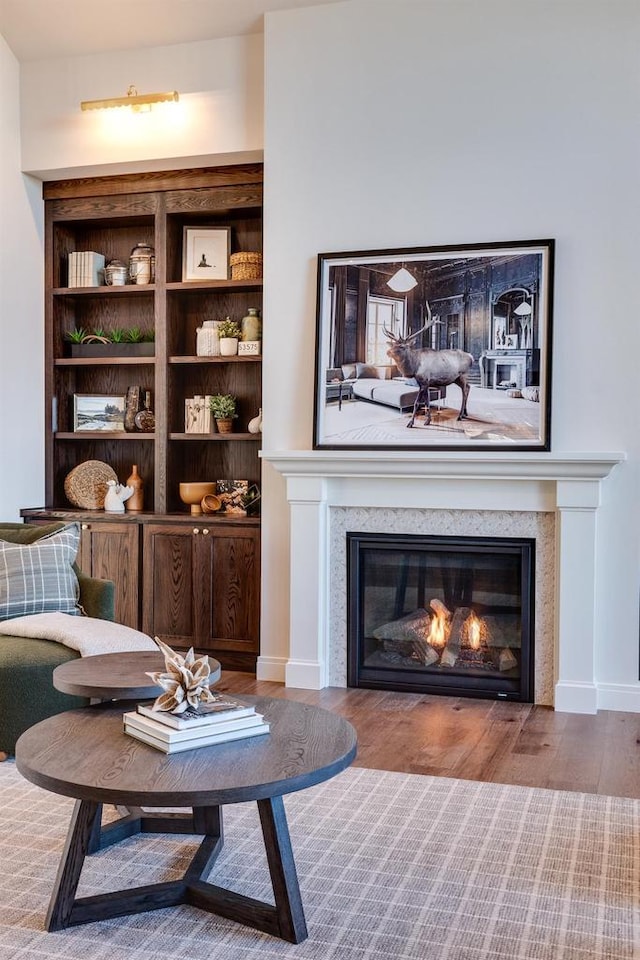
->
[182, 226, 230, 281]
[73, 394, 125, 432]
[216, 479, 249, 515]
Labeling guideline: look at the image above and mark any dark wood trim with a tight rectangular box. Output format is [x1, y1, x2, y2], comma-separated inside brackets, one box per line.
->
[43, 164, 264, 200]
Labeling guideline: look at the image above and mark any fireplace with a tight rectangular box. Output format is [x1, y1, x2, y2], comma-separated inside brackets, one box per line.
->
[262, 450, 623, 714]
[347, 532, 535, 701]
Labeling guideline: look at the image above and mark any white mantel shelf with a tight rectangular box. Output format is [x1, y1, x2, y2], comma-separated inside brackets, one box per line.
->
[259, 449, 627, 715]
[261, 450, 625, 481]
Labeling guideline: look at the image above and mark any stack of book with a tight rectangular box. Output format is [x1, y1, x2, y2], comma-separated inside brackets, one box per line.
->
[123, 695, 269, 754]
[68, 251, 105, 287]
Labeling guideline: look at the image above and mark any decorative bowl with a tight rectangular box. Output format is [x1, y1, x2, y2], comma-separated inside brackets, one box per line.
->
[179, 482, 215, 515]
[201, 493, 222, 514]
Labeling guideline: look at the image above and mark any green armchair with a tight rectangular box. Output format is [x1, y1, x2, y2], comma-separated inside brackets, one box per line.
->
[0, 522, 115, 757]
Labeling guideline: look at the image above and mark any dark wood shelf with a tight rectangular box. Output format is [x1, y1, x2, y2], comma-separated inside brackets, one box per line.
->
[169, 432, 259, 441]
[169, 355, 261, 364]
[55, 432, 155, 440]
[166, 279, 262, 293]
[52, 285, 154, 296]
[56, 357, 156, 366]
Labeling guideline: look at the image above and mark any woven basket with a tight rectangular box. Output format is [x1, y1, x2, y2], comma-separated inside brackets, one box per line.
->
[64, 460, 118, 509]
[229, 252, 262, 280]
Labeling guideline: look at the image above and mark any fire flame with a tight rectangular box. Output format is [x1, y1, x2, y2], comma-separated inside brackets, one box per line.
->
[428, 610, 448, 649]
[465, 611, 482, 650]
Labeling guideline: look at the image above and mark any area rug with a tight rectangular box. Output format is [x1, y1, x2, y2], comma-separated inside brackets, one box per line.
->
[0, 762, 638, 960]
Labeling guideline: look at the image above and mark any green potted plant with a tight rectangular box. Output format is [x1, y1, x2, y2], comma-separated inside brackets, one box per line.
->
[208, 394, 238, 433]
[64, 326, 155, 358]
[217, 318, 241, 357]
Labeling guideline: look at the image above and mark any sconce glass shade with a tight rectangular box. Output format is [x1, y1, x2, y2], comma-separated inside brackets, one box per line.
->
[514, 301, 532, 316]
[387, 267, 418, 293]
[81, 85, 179, 112]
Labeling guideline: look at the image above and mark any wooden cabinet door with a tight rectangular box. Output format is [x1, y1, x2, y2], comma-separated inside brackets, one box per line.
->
[142, 524, 198, 647]
[142, 522, 260, 668]
[77, 521, 139, 629]
[195, 525, 260, 658]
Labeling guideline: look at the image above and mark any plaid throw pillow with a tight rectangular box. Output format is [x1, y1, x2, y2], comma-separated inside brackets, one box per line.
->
[0, 524, 81, 621]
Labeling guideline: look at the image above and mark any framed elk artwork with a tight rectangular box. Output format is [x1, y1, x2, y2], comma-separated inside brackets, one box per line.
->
[313, 239, 554, 451]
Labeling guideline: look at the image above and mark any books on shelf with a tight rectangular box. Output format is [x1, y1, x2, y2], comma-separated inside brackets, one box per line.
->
[68, 251, 105, 288]
[136, 693, 257, 730]
[123, 710, 269, 754]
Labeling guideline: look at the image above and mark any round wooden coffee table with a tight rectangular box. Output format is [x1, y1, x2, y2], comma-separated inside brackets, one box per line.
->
[52, 650, 221, 700]
[16, 697, 357, 942]
[52, 650, 222, 852]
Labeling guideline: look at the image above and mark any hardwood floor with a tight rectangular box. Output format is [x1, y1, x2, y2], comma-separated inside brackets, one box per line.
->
[218, 673, 640, 800]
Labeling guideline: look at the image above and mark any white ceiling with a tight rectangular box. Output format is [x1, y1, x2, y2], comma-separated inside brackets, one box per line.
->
[0, 0, 345, 62]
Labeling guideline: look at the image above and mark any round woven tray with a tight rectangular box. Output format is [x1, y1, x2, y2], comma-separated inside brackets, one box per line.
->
[64, 460, 118, 509]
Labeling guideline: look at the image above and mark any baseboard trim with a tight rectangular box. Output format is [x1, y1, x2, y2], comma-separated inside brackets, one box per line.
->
[285, 659, 324, 690]
[596, 683, 640, 713]
[554, 681, 598, 715]
[255, 656, 287, 683]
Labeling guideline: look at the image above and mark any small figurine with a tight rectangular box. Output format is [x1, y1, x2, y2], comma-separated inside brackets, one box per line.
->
[104, 479, 134, 514]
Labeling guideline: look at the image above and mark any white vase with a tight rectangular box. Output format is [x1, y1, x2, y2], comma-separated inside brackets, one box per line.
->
[219, 337, 238, 357]
[248, 408, 262, 434]
[196, 320, 221, 356]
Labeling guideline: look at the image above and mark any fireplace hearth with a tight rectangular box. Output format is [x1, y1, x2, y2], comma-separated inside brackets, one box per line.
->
[347, 532, 535, 701]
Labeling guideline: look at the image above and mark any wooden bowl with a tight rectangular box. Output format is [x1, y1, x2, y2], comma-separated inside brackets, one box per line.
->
[179, 482, 215, 515]
[201, 493, 222, 514]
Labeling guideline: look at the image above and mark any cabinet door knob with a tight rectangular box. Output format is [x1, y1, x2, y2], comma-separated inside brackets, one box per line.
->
[81, 524, 90, 530]
[202, 528, 209, 535]
[193, 528, 200, 535]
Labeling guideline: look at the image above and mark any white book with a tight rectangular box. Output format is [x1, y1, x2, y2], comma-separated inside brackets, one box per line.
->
[124, 710, 265, 743]
[137, 696, 256, 730]
[74, 250, 105, 287]
[68, 251, 79, 288]
[124, 719, 270, 754]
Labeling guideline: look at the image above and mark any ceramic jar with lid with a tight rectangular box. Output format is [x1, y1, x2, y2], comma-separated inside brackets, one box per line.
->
[104, 259, 128, 286]
[129, 242, 155, 285]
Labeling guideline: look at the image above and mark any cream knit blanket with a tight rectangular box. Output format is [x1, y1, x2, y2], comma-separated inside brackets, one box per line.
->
[0, 612, 157, 656]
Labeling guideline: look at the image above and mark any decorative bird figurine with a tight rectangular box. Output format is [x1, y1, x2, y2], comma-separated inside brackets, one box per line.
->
[104, 479, 134, 513]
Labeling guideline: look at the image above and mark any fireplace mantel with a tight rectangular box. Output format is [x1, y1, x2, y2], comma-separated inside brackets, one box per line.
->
[261, 450, 626, 714]
[262, 450, 623, 482]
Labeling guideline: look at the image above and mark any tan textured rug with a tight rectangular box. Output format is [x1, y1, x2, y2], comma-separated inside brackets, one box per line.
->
[0, 761, 638, 959]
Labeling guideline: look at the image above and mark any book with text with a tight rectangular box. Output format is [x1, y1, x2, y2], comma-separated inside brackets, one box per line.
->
[124, 718, 270, 754]
[124, 710, 265, 743]
[137, 694, 256, 730]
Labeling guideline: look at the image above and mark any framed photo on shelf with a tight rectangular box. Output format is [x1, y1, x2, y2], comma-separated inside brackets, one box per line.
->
[73, 394, 126, 432]
[313, 238, 554, 452]
[182, 226, 230, 281]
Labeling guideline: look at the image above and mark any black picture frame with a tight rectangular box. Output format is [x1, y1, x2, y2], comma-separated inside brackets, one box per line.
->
[313, 239, 554, 452]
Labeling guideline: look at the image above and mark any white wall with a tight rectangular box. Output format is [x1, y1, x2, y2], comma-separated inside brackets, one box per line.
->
[0, 34, 44, 519]
[260, 0, 640, 707]
[20, 33, 264, 178]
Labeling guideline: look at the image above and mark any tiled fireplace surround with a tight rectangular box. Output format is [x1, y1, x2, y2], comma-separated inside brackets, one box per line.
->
[263, 452, 623, 714]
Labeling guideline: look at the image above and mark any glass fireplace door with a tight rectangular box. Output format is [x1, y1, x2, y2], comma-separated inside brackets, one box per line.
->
[347, 533, 535, 701]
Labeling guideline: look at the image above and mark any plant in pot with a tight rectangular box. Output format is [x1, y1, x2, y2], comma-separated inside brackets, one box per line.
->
[64, 326, 155, 357]
[209, 394, 237, 433]
[216, 318, 241, 357]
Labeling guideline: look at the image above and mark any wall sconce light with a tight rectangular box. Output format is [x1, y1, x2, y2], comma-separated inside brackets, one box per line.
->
[387, 267, 418, 293]
[81, 84, 180, 113]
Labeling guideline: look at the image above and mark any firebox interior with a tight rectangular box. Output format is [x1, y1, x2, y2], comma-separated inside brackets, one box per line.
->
[347, 532, 535, 701]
